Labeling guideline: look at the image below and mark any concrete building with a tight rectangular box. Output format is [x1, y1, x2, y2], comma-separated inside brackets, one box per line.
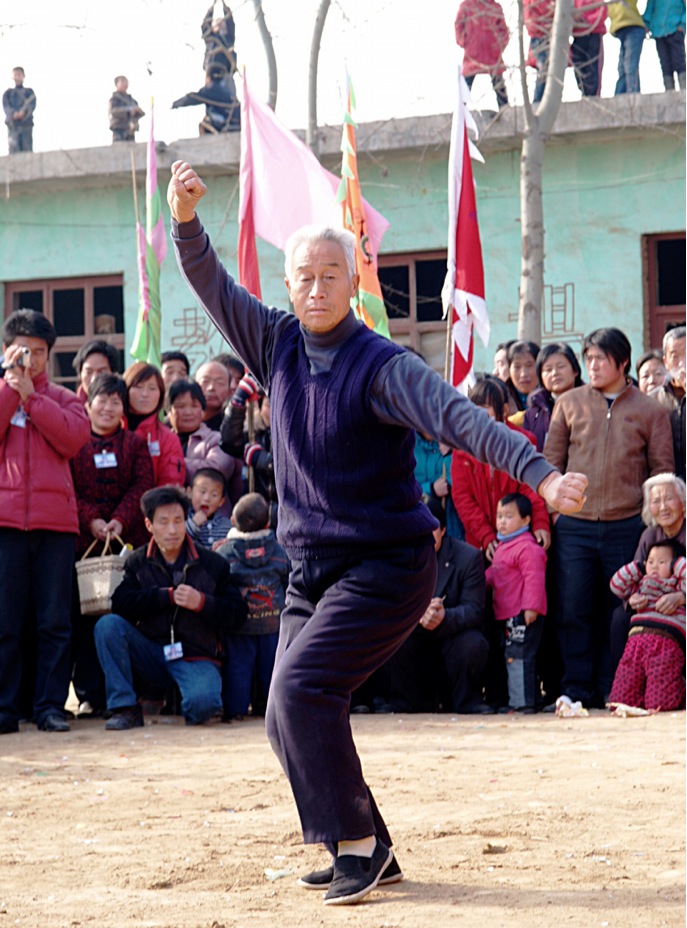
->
[0, 91, 684, 386]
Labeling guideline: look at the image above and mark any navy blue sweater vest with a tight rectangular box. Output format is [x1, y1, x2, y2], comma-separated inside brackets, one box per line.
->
[271, 318, 436, 559]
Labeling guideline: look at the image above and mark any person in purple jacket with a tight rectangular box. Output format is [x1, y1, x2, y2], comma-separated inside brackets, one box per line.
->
[167, 159, 588, 906]
[523, 342, 583, 452]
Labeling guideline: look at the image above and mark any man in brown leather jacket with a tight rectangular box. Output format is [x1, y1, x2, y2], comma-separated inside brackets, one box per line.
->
[545, 327, 674, 708]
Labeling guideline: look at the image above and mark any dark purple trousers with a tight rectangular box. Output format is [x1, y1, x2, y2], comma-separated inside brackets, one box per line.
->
[265, 538, 436, 846]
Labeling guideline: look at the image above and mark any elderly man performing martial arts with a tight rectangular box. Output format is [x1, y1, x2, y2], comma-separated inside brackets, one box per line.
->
[168, 160, 587, 906]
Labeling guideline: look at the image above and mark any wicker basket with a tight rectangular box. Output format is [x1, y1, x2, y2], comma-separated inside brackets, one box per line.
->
[76, 532, 130, 616]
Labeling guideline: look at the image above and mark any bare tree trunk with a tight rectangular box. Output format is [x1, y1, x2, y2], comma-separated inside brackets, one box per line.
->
[307, 0, 332, 156]
[252, 0, 278, 110]
[517, 0, 573, 342]
[519, 131, 547, 342]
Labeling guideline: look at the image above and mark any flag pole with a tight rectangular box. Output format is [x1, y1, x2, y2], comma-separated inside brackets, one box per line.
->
[130, 150, 140, 227]
[444, 307, 452, 383]
[130, 151, 148, 357]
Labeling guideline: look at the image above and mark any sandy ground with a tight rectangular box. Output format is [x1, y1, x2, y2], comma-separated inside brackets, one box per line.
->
[0, 708, 684, 928]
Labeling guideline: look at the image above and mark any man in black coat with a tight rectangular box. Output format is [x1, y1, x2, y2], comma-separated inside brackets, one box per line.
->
[94, 485, 246, 730]
[387, 496, 490, 714]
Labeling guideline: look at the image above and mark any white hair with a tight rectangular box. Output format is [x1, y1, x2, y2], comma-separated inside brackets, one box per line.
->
[284, 226, 357, 279]
[641, 473, 686, 526]
[663, 326, 686, 352]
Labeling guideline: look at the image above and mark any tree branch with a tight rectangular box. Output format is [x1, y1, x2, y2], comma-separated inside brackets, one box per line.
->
[538, 0, 573, 134]
[307, 0, 332, 156]
[252, 0, 278, 110]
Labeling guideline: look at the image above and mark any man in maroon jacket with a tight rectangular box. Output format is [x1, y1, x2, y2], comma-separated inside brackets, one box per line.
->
[0, 310, 90, 733]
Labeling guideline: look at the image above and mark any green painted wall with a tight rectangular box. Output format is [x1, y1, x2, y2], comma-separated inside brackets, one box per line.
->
[353, 128, 685, 371]
[0, 122, 684, 377]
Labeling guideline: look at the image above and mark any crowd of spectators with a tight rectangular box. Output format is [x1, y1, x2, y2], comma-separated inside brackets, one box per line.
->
[0, 307, 683, 734]
[4, 0, 685, 155]
[454, 0, 686, 108]
[5, 5, 240, 154]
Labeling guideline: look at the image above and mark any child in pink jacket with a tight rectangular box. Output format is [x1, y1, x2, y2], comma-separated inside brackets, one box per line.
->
[486, 492, 547, 710]
[455, 0, 510, 108]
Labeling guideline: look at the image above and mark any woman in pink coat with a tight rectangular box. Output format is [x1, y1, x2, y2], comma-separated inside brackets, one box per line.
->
[455, 0, 510, 107]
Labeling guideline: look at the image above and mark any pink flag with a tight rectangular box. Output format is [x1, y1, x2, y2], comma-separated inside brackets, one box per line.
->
[237, 74, 389, 280]
[238, 75, 262, 298]
[441, 71, 489, 393]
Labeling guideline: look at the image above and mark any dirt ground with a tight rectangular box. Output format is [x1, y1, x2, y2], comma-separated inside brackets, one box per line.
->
[0, 708, 684, 928]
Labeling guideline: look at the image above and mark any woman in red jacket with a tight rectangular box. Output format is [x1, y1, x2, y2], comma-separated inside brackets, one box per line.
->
[451, 377, 551, 709]
[451, 377, 551, 562]
[123, 361, 185, 487]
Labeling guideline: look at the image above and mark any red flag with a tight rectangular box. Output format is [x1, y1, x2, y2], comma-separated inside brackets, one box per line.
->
[441, 71, 489, 392]
[238, 73, 262, 299]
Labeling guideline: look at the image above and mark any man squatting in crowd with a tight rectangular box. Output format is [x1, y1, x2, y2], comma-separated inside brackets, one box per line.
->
[168, 160, 588, 906]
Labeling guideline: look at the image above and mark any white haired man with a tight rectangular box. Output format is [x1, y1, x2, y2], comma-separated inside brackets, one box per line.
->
[651, 326, 686, 481]
[168, 159, 587, 906]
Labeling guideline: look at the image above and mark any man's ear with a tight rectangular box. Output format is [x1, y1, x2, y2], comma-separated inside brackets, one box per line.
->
[144, 516, 154, 535]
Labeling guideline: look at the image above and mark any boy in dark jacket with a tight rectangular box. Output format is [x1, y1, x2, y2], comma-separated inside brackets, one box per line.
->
[94, 485, 247, 729]
[216, 493, 289, 718]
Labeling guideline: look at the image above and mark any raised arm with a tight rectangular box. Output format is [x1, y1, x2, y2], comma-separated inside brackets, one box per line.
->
[169, 162, 291, 388]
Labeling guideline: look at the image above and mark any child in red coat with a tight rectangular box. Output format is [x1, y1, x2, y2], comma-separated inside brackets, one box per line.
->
[455, 0, 510, 108]
[486, 492, 547, 710]
[608, 540, 685, 711]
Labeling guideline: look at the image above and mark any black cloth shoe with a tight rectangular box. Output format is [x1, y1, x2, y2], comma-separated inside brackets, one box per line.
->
[38, 714, 70, 732]
[299, 852, 402, 890]
[461, 703, 496, 715]
[0, 717, 19, 735]
[105, 704, 144, 731]
[323, 840, 393, 905]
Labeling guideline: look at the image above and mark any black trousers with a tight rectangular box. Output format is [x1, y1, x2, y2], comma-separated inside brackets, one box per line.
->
[656, 32, 686, 81]
[0, 529, 75, 725]
[552, 514, 643, 706]
[265, 539, 436, 845]
[387, 625, 488, 712]
[571, 34, 603, 96]
[465, 72, 509, 109]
